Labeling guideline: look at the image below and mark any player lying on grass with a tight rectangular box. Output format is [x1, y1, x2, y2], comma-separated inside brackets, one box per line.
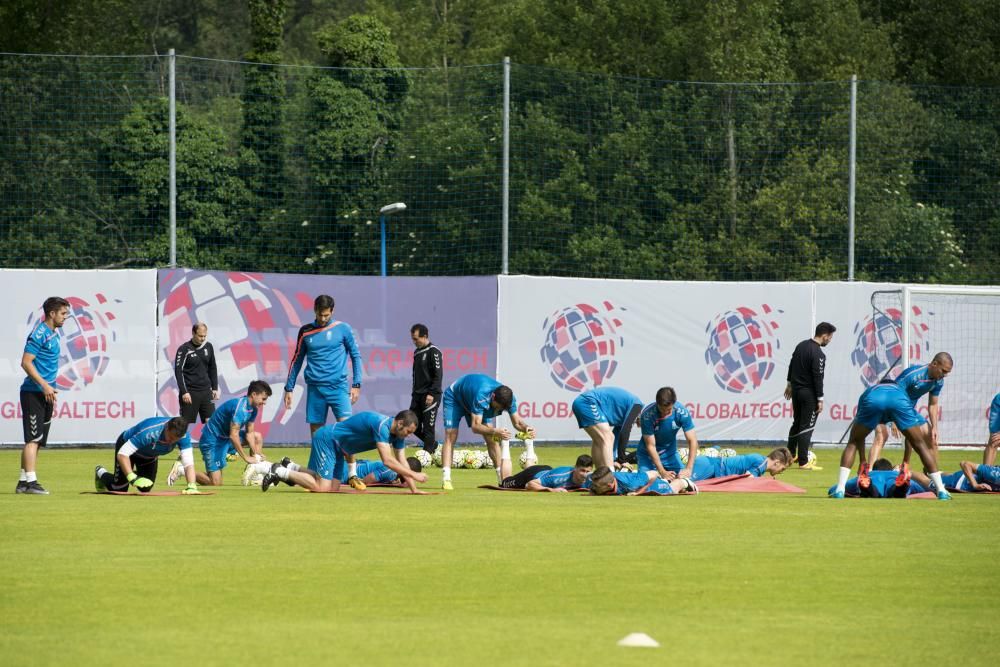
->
[335, 456, 423, 486]
[95, 416, 200, 494]
[830, 356, 953, 501]
[586, 466, 698, 496]
[168, 380, 271, 487]
[498, 455, 594, 492]
[572, 386, 643, 472]
[439, 373, 535, 490]
[260, 411, 427, 494]
[829, 458, 926, 498]
[911, 461, 1000, 493]
[638, 387, 699, 479]
[687, 447, 793, 482]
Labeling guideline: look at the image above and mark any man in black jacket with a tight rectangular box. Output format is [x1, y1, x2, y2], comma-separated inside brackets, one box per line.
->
[174, 323, 219, 425]
[784, 321, 836, 470]
[410, 323, 442, 453]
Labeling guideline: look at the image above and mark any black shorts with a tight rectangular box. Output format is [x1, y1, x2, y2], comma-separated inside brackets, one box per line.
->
[180, 390, 216, 424]
[21, 390, 53, 447]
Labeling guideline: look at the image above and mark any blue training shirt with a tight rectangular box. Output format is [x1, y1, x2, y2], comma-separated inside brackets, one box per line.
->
[691, 454, 767, 481]
[587, 387, 642, 428]
[120, 417, 192, 457]
[892, 364, 944, 404]
[638, 401, 696, 470]
[285, 319, 362, 391]
[330, 411, 407, 455]
[201, 396, 258, 444]
[532, 466, 579, 489]
[942, 465, 1000, 492]
[448, 374, 518, 421]
[21, 321, 61, 391]
[581, 470, 651, 495]
[989, 393, 1000, 434]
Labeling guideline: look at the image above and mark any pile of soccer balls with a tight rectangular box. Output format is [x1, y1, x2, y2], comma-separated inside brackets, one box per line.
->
[678, 446, 737, 464]
[417, 448, 538, 470]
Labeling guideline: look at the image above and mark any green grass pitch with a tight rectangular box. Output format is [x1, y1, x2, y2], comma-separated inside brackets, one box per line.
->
[1, 446, 998, 667]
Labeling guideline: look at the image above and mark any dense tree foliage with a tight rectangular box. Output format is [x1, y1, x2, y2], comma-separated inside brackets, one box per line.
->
[0, 1, 997, 282]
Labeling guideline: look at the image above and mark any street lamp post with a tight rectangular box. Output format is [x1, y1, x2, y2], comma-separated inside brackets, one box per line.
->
[379, 202, 407, 277]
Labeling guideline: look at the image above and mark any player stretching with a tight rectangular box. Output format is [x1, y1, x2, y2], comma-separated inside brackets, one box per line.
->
[95, 417, 200, 494]
[689, 447, 793, 481]
[284, 294, 365, 489]
[170, 380, 271, 486]
[337, 456, 424, 487]
[891, 352, 952, 473]
[498, 455, 594, 492]
[587, 466, 698, 496]
[984, 392, 1000, 466]
[439, 373, 535, 490]
[261, 411, 427, 494]
[17, 296, 69, 494]
[913, 461, 1000, 493]
[638, 387, 699, 479]
[572, 387, 643, 472]
[831, 458, 925, 498]
[830, 353, 953, 500]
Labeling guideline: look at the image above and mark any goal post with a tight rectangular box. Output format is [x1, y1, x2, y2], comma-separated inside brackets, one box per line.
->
[868, 285, 1000, 445]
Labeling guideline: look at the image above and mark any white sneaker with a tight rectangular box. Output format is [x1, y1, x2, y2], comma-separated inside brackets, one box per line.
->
[166, 461, 185, 486]
[241, 463, 257, 487]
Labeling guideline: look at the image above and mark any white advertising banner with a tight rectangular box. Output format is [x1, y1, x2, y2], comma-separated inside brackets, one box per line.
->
[498, 276, 815, 442]
[0, 270, 157, 444]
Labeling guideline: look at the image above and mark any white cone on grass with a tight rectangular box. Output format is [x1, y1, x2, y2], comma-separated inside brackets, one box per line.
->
[617, 633, 659, 648]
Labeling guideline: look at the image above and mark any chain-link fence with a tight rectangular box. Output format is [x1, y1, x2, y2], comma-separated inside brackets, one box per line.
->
[2, 53, 998, 282]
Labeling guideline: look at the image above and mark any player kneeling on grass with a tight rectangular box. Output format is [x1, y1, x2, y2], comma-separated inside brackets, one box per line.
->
[95, 417, 200, 494]
[831, 458, 926, 498]
[499, 455, 594, 492]
[170, 380, 272, 487]
[586, 466, 698, 496]
[912, 460, 1000, 493]
[688, 447, 793, 482]
[261, 411, 427, 494]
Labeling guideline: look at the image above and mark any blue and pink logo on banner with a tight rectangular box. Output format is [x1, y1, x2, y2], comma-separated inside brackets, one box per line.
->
[704, 305, 782, 394]
[540, 302, 624, 393]
[850, 306, 932, 386]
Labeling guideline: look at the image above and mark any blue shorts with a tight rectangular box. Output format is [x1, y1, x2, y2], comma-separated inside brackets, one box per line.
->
[308, 431, 347, 482]
[637, 447, 682, 473]
[307, 384, 352, 425]
[572, 394, 607, 429]
[199, 430, 246, 473]
[855, 385, 927, 431]
[441, 386, 492, 430]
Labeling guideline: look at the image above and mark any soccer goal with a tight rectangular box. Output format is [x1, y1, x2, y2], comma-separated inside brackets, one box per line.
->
[865, 286, 1000, 444]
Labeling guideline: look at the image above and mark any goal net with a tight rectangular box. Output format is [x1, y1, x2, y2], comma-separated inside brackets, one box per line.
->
[862, 287, 1000, 445]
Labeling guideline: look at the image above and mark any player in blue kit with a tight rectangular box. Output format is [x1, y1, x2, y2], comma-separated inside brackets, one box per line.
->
[497, 455, 594, 492]
[337, 456, 423, 486]
[890, 353, 952, 473]
[261, 411, 427, 494]
[832, 459, 925, 498]
[689, 448, 793, 481]
[439, 373, 535, 490]
[170, 380, 272, 486]
[638, 387, 699, 479]
[587, 466, 698, 496]
[572, 386, 643, 473]
[830, 354, 953, 500]
[16, 296, 69, 495]
[94, 417, 200, 494]
[914, 461, 1000, 493]
[984, 392, 1000, 466]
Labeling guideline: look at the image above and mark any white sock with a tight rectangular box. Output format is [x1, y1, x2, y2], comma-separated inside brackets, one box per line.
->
[836, 467, 851, 492]
[275, 466, 290, 481]
[19, 469, 27, 482]
[253, 462, 272, 474]
[495, 467, 503, 483]
[523, 438, 535, 457]
[348, 461, 357, 478]
[929, 471, 945, 492]
[442, 466, 451, 481]
[96, 466, 108, 477]
[500, 440, 511, 460]
[287, 461, 301, 472]
[26, 471, 37, 483]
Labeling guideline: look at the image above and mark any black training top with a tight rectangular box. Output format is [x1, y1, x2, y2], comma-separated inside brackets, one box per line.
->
[412, 343, 443, 395]
[174, 341, 218, 394]
[786, 339, 826, 399]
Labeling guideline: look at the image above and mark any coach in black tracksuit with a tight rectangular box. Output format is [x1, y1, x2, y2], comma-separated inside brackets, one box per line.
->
[784, 321, 836, 468]
[409, 323, 442, 453]
[174, 322, 219, 424]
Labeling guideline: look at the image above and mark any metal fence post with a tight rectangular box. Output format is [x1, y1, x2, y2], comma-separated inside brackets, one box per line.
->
[501, 57, 510, 275]
[168, 48, 177, 268]
[847, 74, 857, 281]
